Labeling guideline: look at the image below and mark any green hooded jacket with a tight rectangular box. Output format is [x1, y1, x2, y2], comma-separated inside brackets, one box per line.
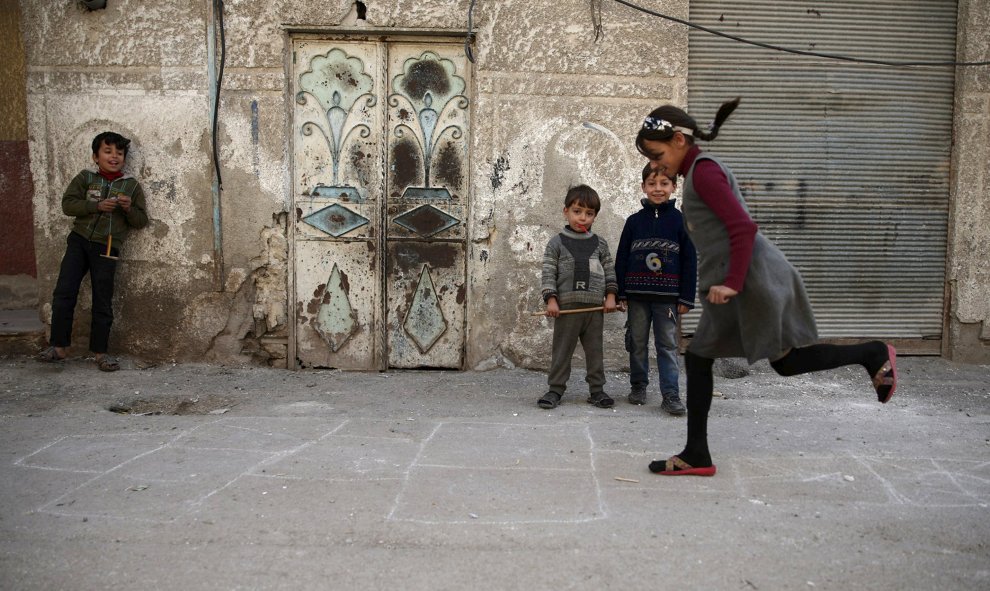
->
[61, 169, 149, 247]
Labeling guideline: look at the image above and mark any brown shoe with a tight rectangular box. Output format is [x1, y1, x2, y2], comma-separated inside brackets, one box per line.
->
[37, 346, 66, 363]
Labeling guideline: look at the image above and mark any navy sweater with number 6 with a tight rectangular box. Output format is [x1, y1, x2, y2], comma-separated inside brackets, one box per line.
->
[615, 198, 697, 309]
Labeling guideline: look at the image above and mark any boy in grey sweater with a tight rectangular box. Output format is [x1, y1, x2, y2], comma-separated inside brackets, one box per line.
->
[538, 185, 618, 409]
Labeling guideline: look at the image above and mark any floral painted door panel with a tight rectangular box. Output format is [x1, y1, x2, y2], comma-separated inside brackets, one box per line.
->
[292, 39, 469, 369]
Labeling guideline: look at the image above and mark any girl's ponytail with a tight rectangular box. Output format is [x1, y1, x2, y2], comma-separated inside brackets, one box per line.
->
[694, 98, 740, 141]
[636, 98, 741, 155]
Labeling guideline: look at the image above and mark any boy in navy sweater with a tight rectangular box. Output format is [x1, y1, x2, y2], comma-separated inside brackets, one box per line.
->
[615, 165, 697, 414]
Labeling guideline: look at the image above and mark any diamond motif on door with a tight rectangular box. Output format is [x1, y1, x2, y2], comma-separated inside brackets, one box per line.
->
[294, 39, 469, 369]
[393, 204, 460, 238]
[402, 265, 448, 353]
[316, 263, 358, 352]
[303, 203, 370, 237]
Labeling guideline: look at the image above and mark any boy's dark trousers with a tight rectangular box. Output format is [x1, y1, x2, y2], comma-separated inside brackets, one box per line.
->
[547, 310, 605, 395]
[50, 231, 118, 354]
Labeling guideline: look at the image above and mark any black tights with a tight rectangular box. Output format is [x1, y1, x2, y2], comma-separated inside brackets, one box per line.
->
[770, 342, 887, 377]
[678, 352, 715, 467]
[677, 342, 887, 468]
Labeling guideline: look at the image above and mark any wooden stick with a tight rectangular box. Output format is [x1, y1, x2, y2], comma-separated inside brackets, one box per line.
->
[614, 476, 640, 483]
[100, 234, 119, 260]
[530, 306, 605, 317]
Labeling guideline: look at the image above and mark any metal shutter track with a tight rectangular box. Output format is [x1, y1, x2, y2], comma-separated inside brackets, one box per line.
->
[685, 1, 956, 346]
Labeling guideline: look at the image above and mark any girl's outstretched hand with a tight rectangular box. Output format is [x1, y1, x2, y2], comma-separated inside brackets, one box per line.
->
[707, 285, 738, 305]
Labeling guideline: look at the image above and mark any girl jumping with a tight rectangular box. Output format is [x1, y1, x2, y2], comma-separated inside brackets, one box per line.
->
[636, 99, 898, 476]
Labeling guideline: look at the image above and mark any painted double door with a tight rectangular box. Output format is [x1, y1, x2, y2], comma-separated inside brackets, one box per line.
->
[292, 39, 469, 369]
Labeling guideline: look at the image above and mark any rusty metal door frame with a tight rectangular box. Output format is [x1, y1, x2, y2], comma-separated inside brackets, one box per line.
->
[285, 31, 473, 370]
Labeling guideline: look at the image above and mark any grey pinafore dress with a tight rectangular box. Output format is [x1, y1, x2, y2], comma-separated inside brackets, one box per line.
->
[682, 154, 818, 364]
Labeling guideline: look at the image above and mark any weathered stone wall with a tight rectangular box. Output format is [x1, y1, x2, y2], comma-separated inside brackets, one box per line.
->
[20, 0, 990, 367]
[23, 0, 296, 365]
[465, 1, 687, 370]
[946, 0, 990, 363]
[20, 0, 684, 369]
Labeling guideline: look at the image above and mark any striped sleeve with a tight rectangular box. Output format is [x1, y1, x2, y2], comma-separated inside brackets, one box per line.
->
[599, 238, 618, 295]
[541, 235, 561, 302]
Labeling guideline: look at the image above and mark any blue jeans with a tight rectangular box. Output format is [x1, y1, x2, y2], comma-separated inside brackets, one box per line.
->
[625, 299, 680, 397]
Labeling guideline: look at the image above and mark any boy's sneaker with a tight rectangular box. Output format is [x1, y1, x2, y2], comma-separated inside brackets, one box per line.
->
[660, 395, 686, 416]
[628, 386, 648, 405]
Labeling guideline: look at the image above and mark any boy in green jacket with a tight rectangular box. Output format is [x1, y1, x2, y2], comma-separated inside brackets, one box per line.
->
[38, 132, 148, 371]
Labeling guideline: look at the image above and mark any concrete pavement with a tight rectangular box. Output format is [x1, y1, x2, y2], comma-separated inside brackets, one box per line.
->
[1, 355, 988, 590]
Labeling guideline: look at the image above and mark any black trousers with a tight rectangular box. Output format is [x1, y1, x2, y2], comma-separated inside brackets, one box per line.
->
[49, 232, 118, 354]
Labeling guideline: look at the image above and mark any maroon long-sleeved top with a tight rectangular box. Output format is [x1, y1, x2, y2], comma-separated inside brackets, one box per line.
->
[678, 145, 758, 292]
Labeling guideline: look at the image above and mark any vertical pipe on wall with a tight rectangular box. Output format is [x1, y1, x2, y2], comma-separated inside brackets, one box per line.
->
[285, 39, 296, 369]
[207, 0, 225, 291]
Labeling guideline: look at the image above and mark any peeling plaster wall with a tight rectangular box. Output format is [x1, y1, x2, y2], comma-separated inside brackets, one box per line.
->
[23, 0, 289, 364]
[20, 0, 990, 367]
[946, 0, 990, 363]
[465, 1, 688, 370]
[21, 0, 685, 369]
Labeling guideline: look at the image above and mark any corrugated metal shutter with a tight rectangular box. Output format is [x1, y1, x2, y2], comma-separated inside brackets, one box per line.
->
[685, 1, 956, 352]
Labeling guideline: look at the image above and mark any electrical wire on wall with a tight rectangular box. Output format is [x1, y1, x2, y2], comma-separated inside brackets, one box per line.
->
[607, 0, 990, 67]
[465, 0, 477, 63]
[212, 0, 226, 188]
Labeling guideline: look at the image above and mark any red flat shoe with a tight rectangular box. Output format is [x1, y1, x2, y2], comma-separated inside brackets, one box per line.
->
[649, 455, 717, 476]
[873, 344, 897, 404]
